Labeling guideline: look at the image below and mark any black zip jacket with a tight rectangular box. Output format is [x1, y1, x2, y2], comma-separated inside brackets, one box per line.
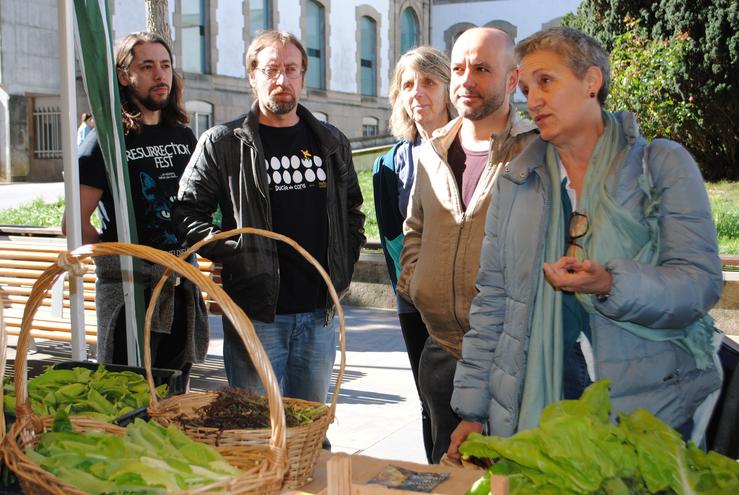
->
[174, 102, 366, 322]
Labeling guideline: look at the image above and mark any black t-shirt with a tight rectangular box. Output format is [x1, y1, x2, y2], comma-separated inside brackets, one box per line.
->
[78, 124, 197, 255]
[260, 120, 329, 314]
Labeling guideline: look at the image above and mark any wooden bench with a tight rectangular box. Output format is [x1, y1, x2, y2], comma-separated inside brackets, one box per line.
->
[0, 236, 220, 345]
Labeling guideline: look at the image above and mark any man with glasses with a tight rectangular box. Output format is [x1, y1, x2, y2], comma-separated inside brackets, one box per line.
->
[175, 31, 365, 410]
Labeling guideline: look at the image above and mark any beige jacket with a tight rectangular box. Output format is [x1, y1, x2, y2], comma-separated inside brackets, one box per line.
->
[397, 107, 537, 358]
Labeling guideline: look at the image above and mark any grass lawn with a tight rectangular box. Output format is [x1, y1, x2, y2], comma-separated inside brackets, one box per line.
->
[357, 169, 378, 241]
[706, 181, 739, 255]
[0, 174, 736, 256]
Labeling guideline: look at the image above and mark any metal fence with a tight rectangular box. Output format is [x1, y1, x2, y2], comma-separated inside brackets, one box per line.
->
[33, 106, 63, 159]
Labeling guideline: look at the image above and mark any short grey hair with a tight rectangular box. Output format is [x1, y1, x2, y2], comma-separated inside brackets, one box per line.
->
[388, 46, 455, 142]
[515, 26, 611, 105]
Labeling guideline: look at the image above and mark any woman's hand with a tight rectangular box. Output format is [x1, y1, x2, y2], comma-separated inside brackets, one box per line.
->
[446, 420, 485, 461]
[543, 256, 612, 295]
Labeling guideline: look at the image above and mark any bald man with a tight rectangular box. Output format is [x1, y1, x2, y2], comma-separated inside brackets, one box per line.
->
[396, 28, 537, 463]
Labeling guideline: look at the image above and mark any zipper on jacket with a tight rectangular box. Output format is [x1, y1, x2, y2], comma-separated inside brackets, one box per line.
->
[524, 166, 552, 333]
[324, 209, 333, 326]
[450, 216, 466, 331]
[662, 368, 681, 382]
[241, 136, 280, 318]
[448, 157, 497, 332]
[323, 146, 337, 326]
[248, 144, 267, 201]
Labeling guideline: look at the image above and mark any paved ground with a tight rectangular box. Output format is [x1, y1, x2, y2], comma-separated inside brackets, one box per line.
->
[5, 305, 429, 464]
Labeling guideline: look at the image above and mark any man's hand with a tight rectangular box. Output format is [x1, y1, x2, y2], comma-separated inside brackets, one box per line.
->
[446, 420, 484, 461]
[543, 256, 612, 295]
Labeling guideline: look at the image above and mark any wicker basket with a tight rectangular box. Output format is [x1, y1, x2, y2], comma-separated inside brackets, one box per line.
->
[147, 227, 347, 489]
[1, 242, 288, 495]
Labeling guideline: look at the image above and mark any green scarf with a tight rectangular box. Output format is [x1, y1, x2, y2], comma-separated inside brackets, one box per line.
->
[517, 111, 718, 432]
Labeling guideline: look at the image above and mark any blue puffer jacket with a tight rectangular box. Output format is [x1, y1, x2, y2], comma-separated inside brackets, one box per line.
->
[451, 112, 723, 437]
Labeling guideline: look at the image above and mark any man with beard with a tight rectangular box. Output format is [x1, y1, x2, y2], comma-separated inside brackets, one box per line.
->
[396, 27, 537, 463]
[174, 31, 365, 410]
[63, 32, 209, 388]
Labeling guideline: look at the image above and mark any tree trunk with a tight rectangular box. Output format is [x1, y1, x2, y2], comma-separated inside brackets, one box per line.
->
[145, 0, 172, 47]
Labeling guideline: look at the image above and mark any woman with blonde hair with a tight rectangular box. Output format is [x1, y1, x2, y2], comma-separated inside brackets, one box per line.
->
[373, 46, 455, 462]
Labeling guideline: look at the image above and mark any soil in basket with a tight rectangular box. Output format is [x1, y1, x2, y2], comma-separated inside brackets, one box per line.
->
[176, 387, 327, 429]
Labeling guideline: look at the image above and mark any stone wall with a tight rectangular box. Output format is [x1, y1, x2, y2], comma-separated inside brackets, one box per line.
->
[346, 251, 739, 338]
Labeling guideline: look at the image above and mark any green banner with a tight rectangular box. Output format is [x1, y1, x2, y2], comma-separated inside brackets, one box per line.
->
[73, 0, 145, 365]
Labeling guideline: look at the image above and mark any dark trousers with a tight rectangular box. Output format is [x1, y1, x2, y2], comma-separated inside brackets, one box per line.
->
[563, 343, 592, 401]
[398, 312, 433, 463]
[112, 284, 192, 388]
[418, 337, 461, 463]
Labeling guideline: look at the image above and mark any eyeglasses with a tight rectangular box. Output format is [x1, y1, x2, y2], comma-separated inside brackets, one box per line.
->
[255, 65, 304, 80]
[566, 211, 589, 258]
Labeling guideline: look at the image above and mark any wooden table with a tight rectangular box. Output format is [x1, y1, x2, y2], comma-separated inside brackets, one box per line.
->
[282, 451, 486, 494]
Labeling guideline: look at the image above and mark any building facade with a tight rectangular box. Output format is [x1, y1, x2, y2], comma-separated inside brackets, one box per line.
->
[431, 0, 582, 105]
[0, 0, 579, 182]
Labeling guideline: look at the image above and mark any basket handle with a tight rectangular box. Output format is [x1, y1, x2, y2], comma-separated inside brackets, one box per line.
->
[13, 243, 287, 455]
[145, 227, 346, 418]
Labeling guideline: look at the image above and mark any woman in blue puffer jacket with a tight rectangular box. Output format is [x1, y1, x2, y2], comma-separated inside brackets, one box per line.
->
[448, 27, 723, 460]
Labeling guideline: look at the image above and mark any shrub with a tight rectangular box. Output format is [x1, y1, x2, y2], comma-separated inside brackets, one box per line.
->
[565, 0, 739, 180]
[607, 19, 697, 142]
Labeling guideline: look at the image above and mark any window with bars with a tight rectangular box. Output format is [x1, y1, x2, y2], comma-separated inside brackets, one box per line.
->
[362, 117, 379, 137]
[33, 106, 62, 159]
[186, 100, 213, 138]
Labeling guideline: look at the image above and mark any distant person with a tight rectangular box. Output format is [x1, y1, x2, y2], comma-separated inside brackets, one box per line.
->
[62, 32, 208, 388]
[373, 46, 455, 463]
[77, 112, 94, 147]
[448, 27, 723, 460]
[174, 31, 365, 409]
[397, 28, 537, 463]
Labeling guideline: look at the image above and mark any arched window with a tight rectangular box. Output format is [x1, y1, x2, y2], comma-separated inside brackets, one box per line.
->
[444, 22, 476, 54]
[483, 20, 517, 41]
[362, 117, 379, 137]
[305, 0, 326, 89]
[360, 16, 377, 96]
[186, 100, 213, 138]
[400, 7, 419, 55]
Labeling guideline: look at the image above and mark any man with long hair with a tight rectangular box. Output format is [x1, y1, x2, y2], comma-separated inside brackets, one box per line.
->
[62, 32, 208, 387]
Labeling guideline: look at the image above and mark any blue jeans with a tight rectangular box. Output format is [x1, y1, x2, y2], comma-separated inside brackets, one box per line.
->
[222, 310, 337, 403]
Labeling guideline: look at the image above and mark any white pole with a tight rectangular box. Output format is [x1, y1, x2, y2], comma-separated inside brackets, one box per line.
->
[59, 0, 86, 361]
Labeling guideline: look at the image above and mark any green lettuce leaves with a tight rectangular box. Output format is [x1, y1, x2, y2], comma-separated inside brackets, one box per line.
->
[4, 364, 168, 421]
[26, 412, 241, 494]
[461, 380, 739, 494]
